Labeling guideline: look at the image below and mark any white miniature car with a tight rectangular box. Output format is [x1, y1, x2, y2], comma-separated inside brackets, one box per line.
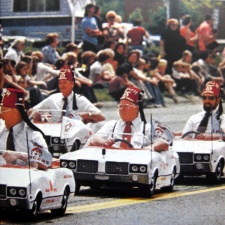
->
[31, 110, 92, 157]
[0, 150, 75, 219]
[60, 134, 180, 197]
[173, 131, 225, 183]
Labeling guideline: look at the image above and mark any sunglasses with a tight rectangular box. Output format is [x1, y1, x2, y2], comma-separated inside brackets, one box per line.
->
[108, 16, 115, 19]
[202, 96, 217, 100]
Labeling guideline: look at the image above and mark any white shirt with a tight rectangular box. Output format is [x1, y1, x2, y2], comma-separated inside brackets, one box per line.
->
[182, 109, 225, 135]
[94, 117, 174, 148]
[0, 122, 52, 167]
[34, 62, 60, 81]
[33, 91, 101, 122]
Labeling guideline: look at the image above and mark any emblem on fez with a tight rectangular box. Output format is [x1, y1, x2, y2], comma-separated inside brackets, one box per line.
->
[59, 71, 66, 79]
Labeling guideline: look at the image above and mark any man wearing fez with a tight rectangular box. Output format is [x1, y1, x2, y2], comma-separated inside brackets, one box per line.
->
[88, 86, 174, 151]
[0, 88, 52, 170]
[182, 81, 225, 140]
[28, 66, 105, 124]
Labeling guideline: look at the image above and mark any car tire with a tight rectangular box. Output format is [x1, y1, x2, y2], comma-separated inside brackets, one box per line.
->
[140, 173, 157, 198]
[27, 193, 41, 220]
[162, 167, 176, 192]
[75, 180, 81, 194]
[207, 160, 223, 184]
[70, 140, 80, 152]
[51, 187, 69, 217]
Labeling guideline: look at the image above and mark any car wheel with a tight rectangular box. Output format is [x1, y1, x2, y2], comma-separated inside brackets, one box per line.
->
[51, 188, 69, 217]
[140, 173, 157, 198]
[27, 193, 41, 220]
[75, 180, 81, 195]
[70, 140, 80, 152]
[207, 160, 223, 184]
[162, 167, 176, 192]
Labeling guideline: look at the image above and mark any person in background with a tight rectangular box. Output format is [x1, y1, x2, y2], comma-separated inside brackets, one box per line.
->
[0, 88, 52, 170]
[41, 33, 60, 65]
[88, 86, 174, 151]
[160, 18, 186, 74]
[127, 19, 150, 54]
[108, 65, 135, 102]
[103, 10, 124, 44]
[195, 14, 219, 52]
[180, 14, 198, 53]
[81, 3, 103, 53]
[4, 38, 26, 65]
[113, 42, 126, 68]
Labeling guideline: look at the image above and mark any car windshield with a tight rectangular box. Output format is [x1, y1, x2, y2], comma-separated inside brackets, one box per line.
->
[87, 133, 152, 150]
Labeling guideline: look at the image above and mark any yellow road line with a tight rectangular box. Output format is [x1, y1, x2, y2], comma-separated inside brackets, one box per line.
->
[66, 185, 225, 214]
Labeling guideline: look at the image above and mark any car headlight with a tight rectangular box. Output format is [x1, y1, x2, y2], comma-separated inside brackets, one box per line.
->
[194, 154, 210, 162]
[61, 161, 68, 168]
[18, 189, 26, 197]
[9, 188, 17, 196]
[129, 164, 147, 174]
[69, 161, 76, 169]
[140, 166, 147, 173]
[7, 187, 27, 198]
[52, 137, 59, 144]
[131, 165, 138, 172]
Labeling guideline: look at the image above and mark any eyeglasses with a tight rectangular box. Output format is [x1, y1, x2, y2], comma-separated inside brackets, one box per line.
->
[108, 16, 115, 19]
[117, 104, 138, 109]
[202, 96, 217, 100]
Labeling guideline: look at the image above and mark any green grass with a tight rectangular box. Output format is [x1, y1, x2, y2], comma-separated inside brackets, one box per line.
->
[94, 89, 114, 101]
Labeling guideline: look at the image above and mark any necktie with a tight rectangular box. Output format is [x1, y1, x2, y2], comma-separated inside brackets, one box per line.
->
[62, 97, 68, 117]
[6, 128, 15, 151]
[120, 122, 132, 148]
[197, 111, 211, 133]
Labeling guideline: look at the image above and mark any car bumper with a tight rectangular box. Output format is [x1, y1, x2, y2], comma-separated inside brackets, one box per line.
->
[0, 198, 29, 209]
[74, 172, 149, 186]
[180, 163, 211, 175]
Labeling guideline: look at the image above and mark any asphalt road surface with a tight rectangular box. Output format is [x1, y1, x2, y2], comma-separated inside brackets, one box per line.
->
[2, 96, 225, 225]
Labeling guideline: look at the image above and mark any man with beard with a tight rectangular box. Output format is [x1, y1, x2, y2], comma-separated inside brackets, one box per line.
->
[182, 81, 225, 140]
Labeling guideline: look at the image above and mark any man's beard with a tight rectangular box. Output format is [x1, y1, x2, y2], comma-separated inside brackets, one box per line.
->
[203, 104, 213, 112]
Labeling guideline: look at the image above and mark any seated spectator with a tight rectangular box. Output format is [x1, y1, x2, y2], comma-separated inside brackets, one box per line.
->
[4, 38, 25, 65]
[109, 65, 135, 102]
[41, 33, 60, 65]
[89, 49, 114, 89]
[113, 42, 127, 69]
[155, 59, 178, 103]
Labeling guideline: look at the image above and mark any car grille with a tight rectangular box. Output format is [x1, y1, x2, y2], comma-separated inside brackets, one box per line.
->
[105, 162, 129, 175]
[0, 185, 6, 199]
[77, 160, 98, 173]
[177, 152, 193, 164]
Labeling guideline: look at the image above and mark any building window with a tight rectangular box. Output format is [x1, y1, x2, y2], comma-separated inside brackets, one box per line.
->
[13, 0, 60, 12]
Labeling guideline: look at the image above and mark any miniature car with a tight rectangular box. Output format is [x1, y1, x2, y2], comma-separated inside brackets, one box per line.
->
[31, 109, 92, 157]
[173, 131, 225, 183]
[0, 150, 75, 219]
[60, 134, 180, 197]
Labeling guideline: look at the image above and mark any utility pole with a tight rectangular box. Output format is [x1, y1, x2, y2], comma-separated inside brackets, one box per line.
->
[168, 0, 180, 19]
[71, 0, 77, 43]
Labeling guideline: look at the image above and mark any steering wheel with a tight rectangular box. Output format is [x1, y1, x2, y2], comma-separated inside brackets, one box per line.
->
[114, 138, 133, 148]
[181, 131, 200, 139]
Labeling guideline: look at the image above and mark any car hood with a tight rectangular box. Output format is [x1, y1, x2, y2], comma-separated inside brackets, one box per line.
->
[173, 140, 225, 154]
[60, 147, 164, 164]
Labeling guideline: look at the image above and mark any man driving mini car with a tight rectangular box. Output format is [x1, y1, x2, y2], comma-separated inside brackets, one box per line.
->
[28, 65, 105, 124]
[88, 86, 174, 151]
[0, 88, 52, 170]
[182, 81, 225, 140]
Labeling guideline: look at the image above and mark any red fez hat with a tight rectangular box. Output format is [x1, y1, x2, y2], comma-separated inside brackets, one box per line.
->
[202, 81, 221, 97]
[58, 66, 73, 81]
[120, 86, 141, 105]
[1, 88, 24, 108]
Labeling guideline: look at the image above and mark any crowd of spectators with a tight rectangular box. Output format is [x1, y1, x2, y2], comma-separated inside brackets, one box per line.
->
[1, 4, 225, 110]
